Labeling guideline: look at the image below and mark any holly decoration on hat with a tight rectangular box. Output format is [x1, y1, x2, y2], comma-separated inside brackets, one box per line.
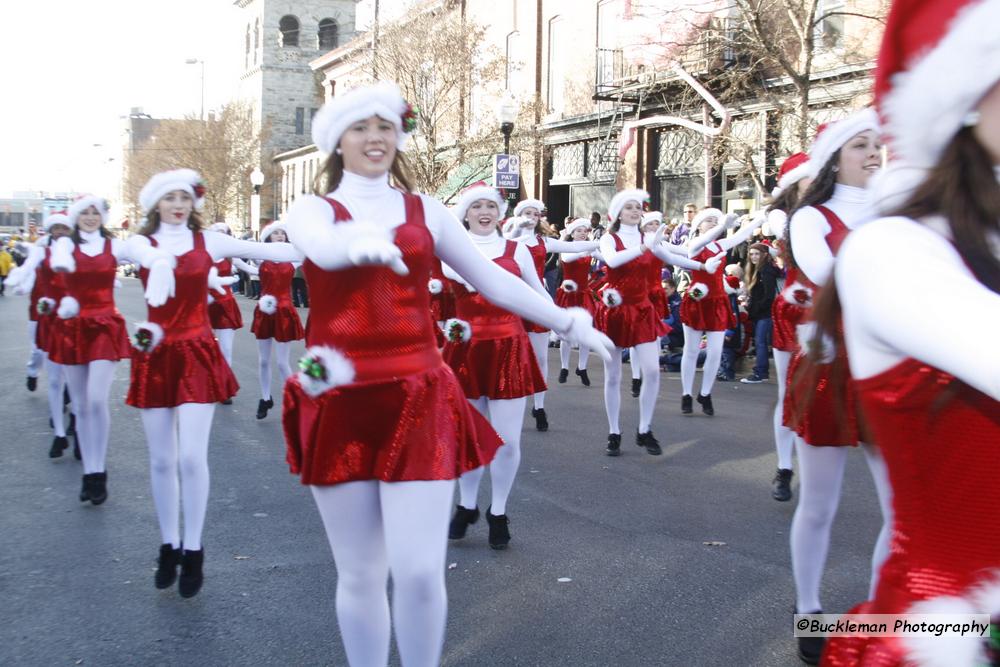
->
[298, 355, 328, 383]
[402, 103, 419, 133]
[193, 181, 206, 199]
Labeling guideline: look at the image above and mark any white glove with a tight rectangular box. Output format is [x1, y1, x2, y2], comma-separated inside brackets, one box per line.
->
[143, 258, 175, 307]
[703, 252, 725, 274]
[724, 213, 740, 230]
[642, 224, 667, 252]
[207, 266, 238, 295]
[346, 237, 409, 276]
[5, 264, 35, 294]
[557, 307, 615, 362]
[50, 237, 75, 273]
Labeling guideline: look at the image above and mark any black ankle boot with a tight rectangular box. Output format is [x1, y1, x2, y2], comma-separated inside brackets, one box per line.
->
[79, 474, 92, 502]
[155, 544, 182, 589]
[797, 631, 825, 664]
[448, 505, 480, 539]
[772, 468, 794, 502]
[606, 433, 621, 457]
[89, 472, 108, 505]
[636, 430, 662, 455]
[486, 507, 510, 550]
[49, 436, 69, 459]
[531, 408, 548, 432]
[27, 376, 37, 392]
[631, 378, 642, 397]
[681, 394, 693, 414]
[697, 393, 715, 416]
[575, 368, 591, 386]
[256, 398, 274, 420]
[557, 368, 569, 383]
[178, 549, 205, 598]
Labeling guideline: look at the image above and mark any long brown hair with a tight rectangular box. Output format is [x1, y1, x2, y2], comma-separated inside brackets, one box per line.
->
[138, 210, 205, 237]
[745, 243, 773, 293]
[314, 150, 415, 195]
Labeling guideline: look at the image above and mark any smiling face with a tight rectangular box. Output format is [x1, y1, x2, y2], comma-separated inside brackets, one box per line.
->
[520, 206, 541, 224]
[836, 129, 882, 187]
[641, 219, 660, 234]
[269, 229, 287, 243]
[77, 206, 103, 233]
[49, 224, 72, 239]
[697, 215, 718, 235]
[619, 200, 643, 226]
[466, 199, 500, 236]
[748, 247, 762, 265]
[570, 225, 590, 241]
[339, 115, 398, 178]
[157, 190, 194, 225]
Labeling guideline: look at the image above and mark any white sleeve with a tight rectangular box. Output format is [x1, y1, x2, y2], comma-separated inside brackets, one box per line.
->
[687, 221, 726, 258]
[205, 231, 302, 263]
[119, 236, 179, 269]
[514, 243, 553, 303]
[716, 212, 766, 251]
[600, 233, 645, 269]
[766, 209, 788, 240]
[655, 248, 702, 271]
[789, 207, 835, 286]
[543, 238, 599, 253]
[560, 251, 591, 263]
[837, 218, 1000, 400]
[231, 257, 259, 275]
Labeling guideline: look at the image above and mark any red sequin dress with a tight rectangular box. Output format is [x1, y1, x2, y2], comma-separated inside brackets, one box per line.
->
[442, 239, 546, 400]
[772, 255, 808, 352]
[207, 258, 243, 330]
[821, 359, 1000, 666]
[522, 235, 550, 334]
[428, 258, 455, 348]
[127, 232, 239, 408]
[646, 259, 671, 333]
[680, 242, 735, 332]
[595, 232, 669, 348]
[282, 194, 504, 485]
[250, 261, 304, 342]
[782, 205, 860, 447]
[555, 255, 596, 314]
[48, 239, 130, 365]
[33, 248, 67, 353]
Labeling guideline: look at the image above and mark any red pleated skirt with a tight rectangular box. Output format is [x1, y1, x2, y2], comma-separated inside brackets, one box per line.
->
[209, 295, 244, 330]
[554, 288, 597, 314]
[679, 294, 733, 332]
[442, 332, 546, 400]
[48, 314, 131, 365]
[127, 333, 239, 408]
[782, 350, 860, 447]
[282, 361, 504, 485]
[251, 304, 304, 342]
[772, 298, 806, 352]
[36, 314, 59, 353]
[595, 299, 667, 349]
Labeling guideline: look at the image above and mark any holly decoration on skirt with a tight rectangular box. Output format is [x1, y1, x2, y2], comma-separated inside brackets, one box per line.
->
[35, 297, 56, 316]
[602, 287, 622, 308]
[560, 279, 578, 293]
[131, 321, 164, 353]
[688, 282, 709, 301]
[296, 345, 356, 398]
[444, 318, 472, 343]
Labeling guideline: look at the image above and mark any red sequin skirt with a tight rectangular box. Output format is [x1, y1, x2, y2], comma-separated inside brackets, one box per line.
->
[127, 332, 239, 408]
[782, 349, 859, 447]
[772, 298, 806, 352]
[595, 298, 667, 349]
[48, 313, 131, 365]
[442, 330, 546, 400]
[251, 303, 303, 342]
[282, 361, 504, 485]
[208, 294, 243, 330]
[429, 290, 456, 323]
[680, 294, 733, 332]
[36, 314, 60, 353]
[555, 288, 597, 314]
[820, 600, 907, 666]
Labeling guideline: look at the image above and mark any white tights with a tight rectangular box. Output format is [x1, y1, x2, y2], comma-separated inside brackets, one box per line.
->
[457, 396, 525, 515]
[527, 331, 548, 410]
[214, 328, 236, 367]
[140, 402, 216, 551]
[772, 349, 796, 470]
[26, 321, 43, 378]
[558, 339, 590, 372]
[311, 479, 454, 667]
[790, 441, 894, 612]
[257, 338, 291, 401]
[680, 326, 725, 397]
[603, 341, 660, 434]
[44, 356, 69, 437]
[63, 360, 117, 474]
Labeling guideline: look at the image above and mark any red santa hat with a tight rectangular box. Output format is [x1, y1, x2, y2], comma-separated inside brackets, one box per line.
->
[67, 195, 111, 227]
[452, 182, 507, 223]
[607, 189, 648, 224]
[561, 217, 592, 238]
[259, 221, 288, 242]
[139, 169, 206, 213]
[772, 152, 810, 196]
[43, 211, 71, 232]
[311, 81, 415, 154]
[806, 108, 881, 178]
[641, 211, 663, 227]
[513, 199, 545, 216]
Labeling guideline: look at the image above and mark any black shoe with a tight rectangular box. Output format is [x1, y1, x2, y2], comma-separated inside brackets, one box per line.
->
[256, 398, 274, 420]
[681, 394, 693, 414]
[486, 508, 510, 550]
[89, 472, 108, 505]
[49, 436, 69, 459]
[155, 544, 182, 589]
[178, 549, 205, 598]
[631, 378, 641, 397]
[79, 474, 93, 502]
[73, 438, 81, 461]
[531, 408, 548, 432]
[558, 368, 569, 384]
[575, 368, 591, 386]
[548, 340, 559, 348]
[797, 634, 825, 665]
[27, 376, 37, 392]
[772, 468, 793, 502]
[448, 505, 480, 539]
[606, 433, 621, 457]
[221, 398, 233, 405]
[740, 373, 767, 384]
[697, 394, 715, 416]
[636, 430, 663, 455]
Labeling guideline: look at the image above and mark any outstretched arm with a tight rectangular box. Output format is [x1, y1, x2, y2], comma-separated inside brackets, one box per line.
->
[599, 232, 646, 269]
[513, 243, 554, 303]
[231, 257, 259, 275]
[713, 212, 766, 252]
[542, 237, 600, 254]
[204, 232, 302, 264]
[687, 212, 733, 257]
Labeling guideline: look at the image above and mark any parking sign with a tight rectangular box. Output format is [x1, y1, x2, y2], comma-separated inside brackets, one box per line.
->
[494, 154, 520, 190]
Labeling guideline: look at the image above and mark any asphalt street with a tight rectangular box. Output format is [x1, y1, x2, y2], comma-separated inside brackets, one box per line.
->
[0, 279, 883, 667]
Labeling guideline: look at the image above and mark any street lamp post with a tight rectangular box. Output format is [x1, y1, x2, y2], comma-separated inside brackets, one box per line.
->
[185, 58, 205, 121]
[250, 167, 264, 237]
[496, 91, 519, 208]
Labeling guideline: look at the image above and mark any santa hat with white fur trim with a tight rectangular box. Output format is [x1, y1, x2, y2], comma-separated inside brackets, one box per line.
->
[513, 199, 545, 216]
[260, 221, 288, 242]
[806, 108, 881, 179]
[311, 81, 416, 154]
[607, 189, 648, 224]
[139, 169, 206, 213]
[690, 207, 725, 231]
[561, 218, 592, 238]
[67, 195, 110, 227]
[772, 152, 810, 196]
[43, 212, 71, 232]
[452, 182, 507, 223]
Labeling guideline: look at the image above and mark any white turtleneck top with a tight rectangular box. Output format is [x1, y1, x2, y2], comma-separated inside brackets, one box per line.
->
[789, 183, 872, 286]
[441, 231, 549, 300]
[285, 170, 575, 332]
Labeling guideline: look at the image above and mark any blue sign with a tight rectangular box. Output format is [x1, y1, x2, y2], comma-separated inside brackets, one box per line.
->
[494, 154, 520, 190]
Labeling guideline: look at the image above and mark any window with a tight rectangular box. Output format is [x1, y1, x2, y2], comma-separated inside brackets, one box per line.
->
[596, 1, 619, 89]
[547, 17, 566, 113]
[289, 164, 296, 202]
[309, 108, 318, 127]
[279, 15, 300, 47]
[816, 0, 845, 49]
[505, 31, 521, 91]
[295, 107, 305, 135]
[245, 25, 251, 69]
[318, 19, 338, 50]
[254, 19, 260, 65]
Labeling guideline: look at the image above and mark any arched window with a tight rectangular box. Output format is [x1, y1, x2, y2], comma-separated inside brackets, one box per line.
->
[279, 15, 300, 47]
[245, 25, 251, 69]
[254, 19, 260, 64]
[318, 18, 338, 50]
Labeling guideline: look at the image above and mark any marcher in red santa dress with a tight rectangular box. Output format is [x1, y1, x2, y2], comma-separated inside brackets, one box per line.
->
[555, 218, 598, 386]
[205, 222, 244, 381]
[625, 212, 674, 397]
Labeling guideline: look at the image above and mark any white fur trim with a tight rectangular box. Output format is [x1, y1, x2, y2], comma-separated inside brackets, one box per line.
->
[776, 161, 811, 192]
[296, 345, 356, 398]
[311, 81, 410, 154]
[607, 189, 648, 224]
[901, 574, 1000, 666]
[444, 318, 472, 343]
[56, 296, 80, 319]
[807, 108, 881, 178]
[43, 213, 71, 232]
[131, 321, 164, 353]
[258, 294, 278, 315]
[764, 208, 788, 240]
[561, 218, 591, 239]
[501, 215, 535, 240]
[691, 208, 725, 232]
[560, 279, 578, 293]
[453, 185, 507, 224]
[881, 0, 1000, 169]
[428, 278, 443, 294]
[259, 221, 287, 243]
[68, 195, 110, 227]
[513, 199, 545, 216]
[782, 283, 813, 307]
[35, 297, 57, 316]
[641, 211, 663, 226]
[688, 282, 709, 301]
[139, 169, 205, 213]
[601, 287, 622, 308]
